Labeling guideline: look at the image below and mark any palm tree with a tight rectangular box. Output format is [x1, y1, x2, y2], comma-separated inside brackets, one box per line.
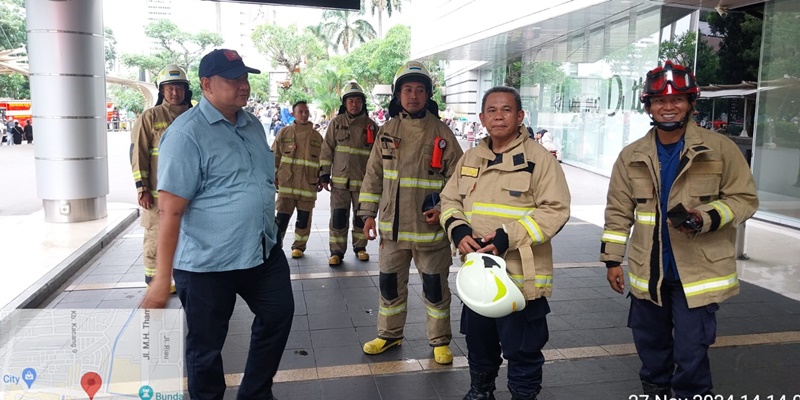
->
[321, 10, 376, 54]
[306, 23, 335, 57]
[361, 0, 405, 38]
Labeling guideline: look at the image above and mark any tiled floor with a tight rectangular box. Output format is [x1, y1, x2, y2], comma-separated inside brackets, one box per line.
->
[37, 164, 800, 399]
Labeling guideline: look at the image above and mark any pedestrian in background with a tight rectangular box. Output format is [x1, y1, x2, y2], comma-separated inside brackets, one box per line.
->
[601, 61, 758, 398]
[273, 100, 323, 259]
[23, 119, 33, 144]
[130, 64, 193, 293]
[440, 86, 570, 400]
[320, 81, 379, 266]
[141, 48, 293, 400]
[358, 60, 463, 365]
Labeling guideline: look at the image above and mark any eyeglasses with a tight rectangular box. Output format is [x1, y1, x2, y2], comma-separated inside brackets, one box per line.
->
[644, 67, 697, 95]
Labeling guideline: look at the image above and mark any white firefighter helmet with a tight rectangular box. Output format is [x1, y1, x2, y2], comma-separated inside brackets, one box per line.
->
[392, 60, 432, 95]
[342, 81, 365, 100]
[456, 253, 526, 318]
[156, 64, 189, 89]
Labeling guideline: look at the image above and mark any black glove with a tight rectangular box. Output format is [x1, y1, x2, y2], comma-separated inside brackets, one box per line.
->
[451, 225, 473, 248]
[320, 174, 331, 184]
[486, 228, 509, 255]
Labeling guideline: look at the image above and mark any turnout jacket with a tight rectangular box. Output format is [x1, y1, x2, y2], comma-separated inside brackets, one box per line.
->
[440, 129, 571, 300]
[272, 122, 324, 200]
[320, 112, 378, 191]
[357, 110, 463, 249]
[601, 123, 758, 308]
[131, 101, 190, 200]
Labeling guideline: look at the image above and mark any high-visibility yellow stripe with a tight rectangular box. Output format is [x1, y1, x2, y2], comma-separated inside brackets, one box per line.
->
[709, 200, 733, 228]
[472, 202, 536, 219]
[331, 176, 362, 187]
[150, 147, 159, 156]
[336, 145, 371, 156]
[601, 230, 628, 245]
[378, 221, 446, 242]
[683, 272, 738, 297]
[279, 186, 316, 198]
[329, 236, 347, 244]
[379, 302, 407, 316]
[132, 170, 149, 180]
[353, 232, 366, 240]
[280, 156, 320, 168]
[508, 274, 552, 288]
[320, 160, 332, 167]
[399, 177, 443, 190]
[441, 208, 461, 221]
[426, 305, 449, 319]
[636, 211, 656, 225]
[359, 193, 380, 203]
[510, 274, 524, 288]
[519, 216, 545, 244]
[384, 170, 398, 179]
[150, 190, 159, 198]
[294, 234, 309, 242]
[629, 272, 648, 292]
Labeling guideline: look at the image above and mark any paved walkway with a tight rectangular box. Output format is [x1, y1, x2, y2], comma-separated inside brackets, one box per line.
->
[23, 163, 800, 399]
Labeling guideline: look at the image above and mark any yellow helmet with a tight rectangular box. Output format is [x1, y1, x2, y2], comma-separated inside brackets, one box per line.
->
[456, 253, 526, 318]
[342, 81, 365, 100]
[156, 64, 189, 89]
[392, 60, 432, 96]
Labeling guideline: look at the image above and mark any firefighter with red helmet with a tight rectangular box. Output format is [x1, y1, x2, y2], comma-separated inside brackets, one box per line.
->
[130, 64, 193, 292]
[601, 61, 758, 397]
[357, 61, 463, 364]
[320, 81, 379, 266]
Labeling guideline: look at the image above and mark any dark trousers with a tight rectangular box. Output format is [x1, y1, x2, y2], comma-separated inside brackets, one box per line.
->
[461, 298, 550, 397]
[629, 279, 718, 397]
[174, 245, 294, 400]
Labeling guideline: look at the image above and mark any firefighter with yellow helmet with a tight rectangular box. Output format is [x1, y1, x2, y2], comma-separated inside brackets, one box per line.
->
[320, 81, 379, 266]
[130, 64, 193, 291]
[357, 61, 463, 364]
[439, 86, 570, 400]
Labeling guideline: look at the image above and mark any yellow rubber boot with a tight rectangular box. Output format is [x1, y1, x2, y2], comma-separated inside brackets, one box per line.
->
[291, 248, 304, 259]
[363, 338, 402, 355]
[357, 250, 370, 262]
[433, 345, 453, 364]
[329, 254, 342, 266]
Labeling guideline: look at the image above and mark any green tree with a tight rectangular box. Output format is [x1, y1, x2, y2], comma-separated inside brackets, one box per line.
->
[760, 10, 800, 80]
[248, 73, 271, 102]
[120, 53, 169, 80]
[308, 60, 355, 118]
[343, 24, 410, 94]
[0, 0, 25, 50]
[0, 73, 29, 98]
[104, 27, 117, 73]
[361, 0, 405, 38]
[306, 23, 335, 56]
[659, 31, 697, 68]
[321, 10, 376, 54]
[108, 84, 146, 115]
[142, 20, 223, 71]
[251, 24, 325, 80]
[706, 10, 762, 83]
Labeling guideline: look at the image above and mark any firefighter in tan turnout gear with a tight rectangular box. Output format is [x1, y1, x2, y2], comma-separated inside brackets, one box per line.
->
[440, 87, 570, 400]
[273, 100, 324, 258]
[357, 61, 464, 364]
[320, 81, 379, 266]
[130, 64, 192, 292]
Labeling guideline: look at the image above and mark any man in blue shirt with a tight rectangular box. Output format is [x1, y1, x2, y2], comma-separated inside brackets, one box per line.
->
[141, 49, 294, 400]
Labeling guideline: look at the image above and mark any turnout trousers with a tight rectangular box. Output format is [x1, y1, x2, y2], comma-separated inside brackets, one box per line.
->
[275, 196, 316, 251]
[629, 279, 718, 397]
[140, 202, 158, 282]
[174, 245, 294, 400]
[376, 239, 452, 346]
[329, 187, 367, 256]
[461, 298, 550, 397]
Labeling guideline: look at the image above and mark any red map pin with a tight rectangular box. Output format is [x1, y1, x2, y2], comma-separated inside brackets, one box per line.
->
[80, 372, 102, 400]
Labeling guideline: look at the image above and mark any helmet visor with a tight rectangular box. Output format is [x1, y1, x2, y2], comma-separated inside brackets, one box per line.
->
[644, 68, 697, 95]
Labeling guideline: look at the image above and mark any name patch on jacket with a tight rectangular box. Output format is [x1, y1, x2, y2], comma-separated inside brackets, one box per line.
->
[153, 122, 169, 130]
[460, 166, 479, 177]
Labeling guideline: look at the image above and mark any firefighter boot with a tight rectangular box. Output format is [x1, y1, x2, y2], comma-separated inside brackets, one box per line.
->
[355, 248, 370, 262]
[329, 253, 343, 267]
[291, 248, 304, 259]
[509, 387, 538, 400]
[363, 338, 402, 355]
[433, 345, 453, 364]
[463, 370, 497, 400]
[642, 381, 672, 398]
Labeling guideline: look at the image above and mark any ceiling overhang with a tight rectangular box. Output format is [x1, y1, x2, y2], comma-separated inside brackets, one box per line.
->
[201, 0, 359, 10]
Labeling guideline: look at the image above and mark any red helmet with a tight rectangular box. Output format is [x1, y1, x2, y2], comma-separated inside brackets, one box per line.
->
[640, 60, 700, 104]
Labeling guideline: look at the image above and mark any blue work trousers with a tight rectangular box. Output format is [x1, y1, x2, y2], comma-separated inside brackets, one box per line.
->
[629, 279, 719, 397]
[461, 297, 550, 397]
[174, 245, 295, 400]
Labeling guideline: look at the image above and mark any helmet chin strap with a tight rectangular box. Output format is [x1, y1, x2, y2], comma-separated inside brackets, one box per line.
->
[649, 109, 694, 132]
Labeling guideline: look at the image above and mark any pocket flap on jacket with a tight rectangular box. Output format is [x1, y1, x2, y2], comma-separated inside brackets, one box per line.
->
[702, 241, 734, 262]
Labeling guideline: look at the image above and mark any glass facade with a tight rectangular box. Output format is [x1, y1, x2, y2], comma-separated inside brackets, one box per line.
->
[752, 0, 800, 226]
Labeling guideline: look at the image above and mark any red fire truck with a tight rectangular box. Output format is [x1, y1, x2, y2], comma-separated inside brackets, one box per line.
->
[0, 99, 117, 125]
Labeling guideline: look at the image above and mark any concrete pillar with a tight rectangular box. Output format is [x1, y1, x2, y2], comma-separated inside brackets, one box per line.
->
[26, 0, 108, 222]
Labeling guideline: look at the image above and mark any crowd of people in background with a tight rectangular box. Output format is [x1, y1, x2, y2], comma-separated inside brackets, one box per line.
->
[2, 117, 33, 146]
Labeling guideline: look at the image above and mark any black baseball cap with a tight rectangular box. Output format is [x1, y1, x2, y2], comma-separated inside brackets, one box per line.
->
[199, 49, 261, 79]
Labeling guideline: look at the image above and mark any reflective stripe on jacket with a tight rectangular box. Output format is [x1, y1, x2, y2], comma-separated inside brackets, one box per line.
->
[320, 112, 377, 191]
[601, 123, 758, 308]
[357, 110, 463, 249]
[440, 129, 571, 300]
[272, 122, 323, 200]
